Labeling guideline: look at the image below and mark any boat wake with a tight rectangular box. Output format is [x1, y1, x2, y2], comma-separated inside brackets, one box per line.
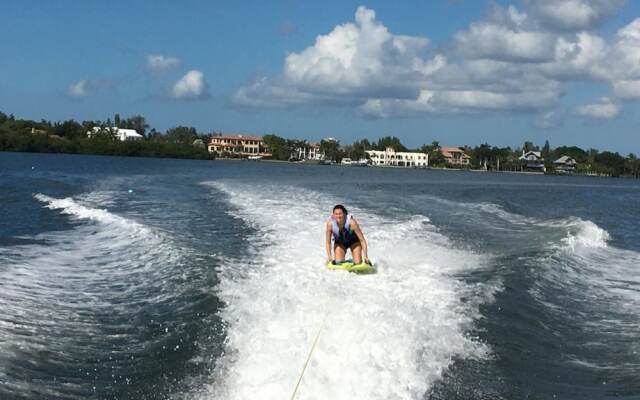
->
[198, 181, 499, 400]
[0, 193, 183, 399]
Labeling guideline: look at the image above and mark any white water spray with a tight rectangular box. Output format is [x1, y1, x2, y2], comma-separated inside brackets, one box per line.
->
[200, 181, 497, 400]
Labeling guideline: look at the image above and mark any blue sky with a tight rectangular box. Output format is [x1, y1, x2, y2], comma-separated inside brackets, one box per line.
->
[2, 0, 640, 153]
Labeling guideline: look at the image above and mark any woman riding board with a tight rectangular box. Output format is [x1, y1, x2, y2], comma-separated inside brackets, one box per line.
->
[325, 204, 369, 265]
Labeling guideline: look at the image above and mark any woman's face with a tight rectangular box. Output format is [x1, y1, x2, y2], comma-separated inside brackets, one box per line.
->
[333, 208, 345, 224]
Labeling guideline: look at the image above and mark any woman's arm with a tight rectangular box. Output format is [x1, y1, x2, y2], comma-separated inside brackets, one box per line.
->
[325, 222, 333, 262]
[351, 218, 369, 262]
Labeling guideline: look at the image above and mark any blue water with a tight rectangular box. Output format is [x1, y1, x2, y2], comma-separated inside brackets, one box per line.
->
[1, 152, 639, 399]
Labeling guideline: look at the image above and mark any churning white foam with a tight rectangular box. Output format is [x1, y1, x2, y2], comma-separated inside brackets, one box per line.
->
[200, 181, 497, 400]
[560, 218, 610, 251]
[562, 219, 639, 304]
[0, 193, 181, 396]
[530, 216, 640, 352]
[34, 193, 144, 229]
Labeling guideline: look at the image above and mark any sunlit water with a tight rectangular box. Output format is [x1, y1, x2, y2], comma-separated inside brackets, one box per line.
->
[1, 152, 639, 399]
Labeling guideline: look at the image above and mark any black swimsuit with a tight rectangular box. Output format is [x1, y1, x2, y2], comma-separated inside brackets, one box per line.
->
[334, 225, 360, 248]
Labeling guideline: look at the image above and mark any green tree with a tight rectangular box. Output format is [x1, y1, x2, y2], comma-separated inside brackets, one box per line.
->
[348, 139, 372, 160]
[523, 141, 538, 153]
[552, 146, 587, 163]
[494, 146, 515, 171]
[0, 111, 219, 161]
[123, 115, 149, 136]
[263, 134, 291, 160]
[287, 139, 307, 160]
[193, 138, 205, 150]
[624, 154, 639, 178]
[166, 126, 198, 144]
[376, 136, 407, 151]
[541, 140, 552, 170]
[595, 151, 625, 177]
[586, 148, 598, 172]
[470, 143, 492, 168]
[420, 140, 444, 166]
[320, 138, 341, 162]
[52, 120, 84, 139]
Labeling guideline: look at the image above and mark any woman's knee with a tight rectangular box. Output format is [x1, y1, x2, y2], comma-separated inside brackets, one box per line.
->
[334, 245, 347, 259]
[351, 244, 362, 261]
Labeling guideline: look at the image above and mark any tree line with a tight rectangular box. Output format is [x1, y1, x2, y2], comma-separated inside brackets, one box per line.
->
[0, 111, 214, 160]
[1, 110, 638, 177]
[265, 132, 639, 178]
[462, 140, 639, 178]
[263, 135, 410, 163]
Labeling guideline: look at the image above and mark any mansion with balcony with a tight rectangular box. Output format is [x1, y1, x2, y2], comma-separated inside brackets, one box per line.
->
[441, 147, 471, 166]
[208, 134, 271, 158]
[295, 142, 325, 160]
[366, 147, 429, 167]
[554, 155, 577, 173]
[519, 150, 546, 172]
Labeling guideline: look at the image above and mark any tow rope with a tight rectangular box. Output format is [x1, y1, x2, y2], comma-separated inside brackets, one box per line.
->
[289, 314, 328, 400]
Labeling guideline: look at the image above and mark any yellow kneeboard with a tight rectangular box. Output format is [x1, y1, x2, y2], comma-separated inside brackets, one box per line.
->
[326, 259, 376, 274]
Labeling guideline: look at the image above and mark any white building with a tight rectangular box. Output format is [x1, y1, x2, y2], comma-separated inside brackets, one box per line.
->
[519, 150, 545, 172]
[554, 155, 577, 173]
[88, 127, 143, 141]
[366, 147, 429, 167]
[296, 142, 325, 160]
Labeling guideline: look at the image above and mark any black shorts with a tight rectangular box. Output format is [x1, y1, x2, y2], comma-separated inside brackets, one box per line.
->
[335, 236, 360, 249]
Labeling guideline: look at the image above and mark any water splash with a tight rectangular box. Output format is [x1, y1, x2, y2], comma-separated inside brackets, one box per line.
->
[199, 181, 497, 400]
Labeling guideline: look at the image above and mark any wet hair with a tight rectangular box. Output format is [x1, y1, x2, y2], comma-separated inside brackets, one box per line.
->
[333, 204, 348, 214]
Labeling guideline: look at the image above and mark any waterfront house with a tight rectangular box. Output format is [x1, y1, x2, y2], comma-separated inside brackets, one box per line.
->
[30, 127, 48, 135]
[519, 150, 545, 172]
[554, 155, 577, 173]
[441, 147, 471, 166]
[366, 147, 429, 167]
[207, 134, 271, 158]
[87, 127, 143, 141]
[295, 142, 325, 160]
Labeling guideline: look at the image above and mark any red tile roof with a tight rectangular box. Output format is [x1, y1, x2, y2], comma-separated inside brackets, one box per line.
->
[214, 134, 262, 141]
[441, 147, 470, 158]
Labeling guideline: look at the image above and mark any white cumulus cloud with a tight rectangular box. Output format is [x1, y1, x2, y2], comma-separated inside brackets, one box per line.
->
[232, 77, 319, 108]
[612, 79, 640, 99]
[172, 70, 208, 99]
[68, 80, 90, 97]
[539, 32, 609, 80]
[525, 0, 626, 31]
[234, 6, 444, 107]
[235, 5, 566, 116]
[535, 110, 564, 128]
[455, 6, 556, 63]
[606, 19, 640, 81]
[282, 6, 437, 96]
[360, 85, 560, 118]
[575, 97, 621, 119]
[232, 4, 639, 122]
[67, 79, 113, 98]
[146, 54, 180, 72]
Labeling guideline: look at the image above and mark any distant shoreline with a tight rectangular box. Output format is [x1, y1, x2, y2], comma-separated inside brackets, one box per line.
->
[217, 156, 624, 178]
[1, 150, 631, 179]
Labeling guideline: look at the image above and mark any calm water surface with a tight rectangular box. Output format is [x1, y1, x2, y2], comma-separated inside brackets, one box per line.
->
[1, 152, 639, 400]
